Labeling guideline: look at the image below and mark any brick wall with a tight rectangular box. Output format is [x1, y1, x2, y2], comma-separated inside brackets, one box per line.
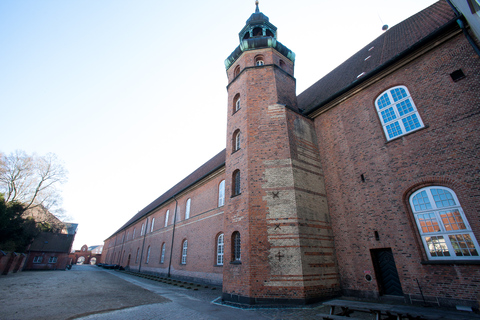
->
[313, 33, 480, 307]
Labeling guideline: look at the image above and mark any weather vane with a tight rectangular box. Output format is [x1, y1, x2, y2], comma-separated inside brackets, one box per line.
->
[255, 0, 259, 13]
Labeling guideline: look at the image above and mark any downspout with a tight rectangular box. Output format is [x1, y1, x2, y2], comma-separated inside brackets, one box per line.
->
[167, 197, 179, 278]
[446, 0, 480, 57]
[138, 217, 149, 273]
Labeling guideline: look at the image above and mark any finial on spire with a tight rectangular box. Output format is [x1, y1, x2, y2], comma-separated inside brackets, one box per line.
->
[255, 0, 259, 13]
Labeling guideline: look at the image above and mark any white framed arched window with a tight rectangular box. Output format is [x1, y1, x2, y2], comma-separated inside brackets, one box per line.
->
[216, 233, 224, 265]
[218, 180, 225, 207]
[181, 240, 188, 264]
[185, 199, 191, 219]
[160, 243, 166, 263]
[150, 217, 155, 232]
[164, 210, 169, 227]
[375, 86, 424, 141]
[146, 246, 151, 264]
[410, 186, 479, 260]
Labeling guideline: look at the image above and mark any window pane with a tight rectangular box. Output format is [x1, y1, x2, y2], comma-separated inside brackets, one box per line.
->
[425, 236, 450, 257]
[390, 87, 408, 102]
[386, 121, 402, 139]
[377, 93, 391, 110]
[412, 190, 432, 211]
[402, 114, 421, 132]
[217, 234, 224, 265]
[431, 188, 456, 208]
[396, 99, 414, 116]
[449, 234, 479, 257]
[381, 107, 397, 123]
[440, 209, 467, 231]
[417, 213, 440, 233]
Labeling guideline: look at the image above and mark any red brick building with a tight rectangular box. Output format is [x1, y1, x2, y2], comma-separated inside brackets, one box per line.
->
[103, 1, 480, 309]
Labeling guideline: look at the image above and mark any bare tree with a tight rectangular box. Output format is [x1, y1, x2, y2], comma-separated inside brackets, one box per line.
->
[0, 151, 68, 213]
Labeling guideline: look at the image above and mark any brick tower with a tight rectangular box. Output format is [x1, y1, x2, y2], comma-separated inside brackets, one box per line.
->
[222, 1, 341, 305]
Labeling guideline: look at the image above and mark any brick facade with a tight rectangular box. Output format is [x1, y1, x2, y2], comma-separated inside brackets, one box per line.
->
[103, 1, 480, 309]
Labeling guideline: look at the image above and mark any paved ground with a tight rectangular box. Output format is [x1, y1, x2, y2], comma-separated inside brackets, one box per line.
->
[1, 265, 478, 320]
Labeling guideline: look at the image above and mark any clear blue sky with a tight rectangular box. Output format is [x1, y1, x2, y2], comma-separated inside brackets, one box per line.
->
[0, 0, 439, 249]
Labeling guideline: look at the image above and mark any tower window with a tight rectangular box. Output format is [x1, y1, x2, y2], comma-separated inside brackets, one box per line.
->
[234, 65, 241, 78]
[233, 93, 241, 113]
[232, 170, 241, 196]
[233, 129, 241, 152]
[232, 232, 241, 261]
[252, 27, 263, 37]
[279, 60, 286, 69]
[255, 55, 264, 66]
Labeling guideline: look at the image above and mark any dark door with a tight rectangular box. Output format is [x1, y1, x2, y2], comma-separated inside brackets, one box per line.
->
[371, 248, 403, 296]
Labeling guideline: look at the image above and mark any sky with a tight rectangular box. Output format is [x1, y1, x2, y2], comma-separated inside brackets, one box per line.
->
[0, 0, 440, 250]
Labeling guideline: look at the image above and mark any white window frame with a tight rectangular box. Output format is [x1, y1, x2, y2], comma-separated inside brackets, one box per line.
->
[185, 199, 191, 220]
[160, 243, 166, 263]
[33, 256, 43, 263]
[150, 218, 155, 232]
[48, 256, 57, 263]
[217, 233, 224, 265]
[146, 246, 151, 264]
[218, 180, 225, 207]
[410, 186, 480, 260]
[375, 86, 424, 141]
[181, 240, 188, 264]
[165, 210, 169, 227]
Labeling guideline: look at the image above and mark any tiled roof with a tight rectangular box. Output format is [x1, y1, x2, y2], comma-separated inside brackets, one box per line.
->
[109, 149, 226, 238]
[298, 0, 457, 114]
[29, 232, 75, 253]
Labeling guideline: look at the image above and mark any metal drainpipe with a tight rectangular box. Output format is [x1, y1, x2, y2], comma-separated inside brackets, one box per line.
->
[167, 197, 179, 278]
[138, 217, 149, 273]
[446, 0, 480, 57]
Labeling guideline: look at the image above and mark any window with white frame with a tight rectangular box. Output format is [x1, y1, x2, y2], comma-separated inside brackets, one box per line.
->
[233, 93, 241, 113]
[375, 86, 424, 141]
[160, 243, 166, 263]
[146, 246, 151, 264]
[232, 170, 241, 196]
[217, 233, 224, 265]
[48, 256, 58, 263]
[185, 199, 191, 220]
[218, 180, 225, 207]
[33, 256, 42, 263]
[410, 186, 479, 260]
[165, 210, 169, 227]
[150, 218, 155, 232]
[233, 130, 241, 152]
[181, 240, 188, 264]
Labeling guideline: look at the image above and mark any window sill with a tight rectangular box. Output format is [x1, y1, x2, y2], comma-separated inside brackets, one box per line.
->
[231, 193, 242, 198]
[231, 148, 241, 155]
[230, 260, 242, 265]
[421, 259, 480, 265]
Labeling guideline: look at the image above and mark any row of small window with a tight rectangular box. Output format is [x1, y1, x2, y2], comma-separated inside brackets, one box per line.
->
[233, 55, 287, 78]
[33, 256, 57, 263]
[119, 182, 228, 243]
[410, 186, 479, 260]
[120, 232, 241, 266]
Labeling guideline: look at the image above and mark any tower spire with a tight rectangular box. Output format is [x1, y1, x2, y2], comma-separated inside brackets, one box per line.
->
[255, 0, 259, 13]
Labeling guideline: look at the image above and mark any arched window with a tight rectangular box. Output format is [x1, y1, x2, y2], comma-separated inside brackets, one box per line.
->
[141, 223, 145, 236]
[255, 55, 264, 66]
[150, 217, 155, 232]
[232, 130, 241, 152]
[160, 243, 166, 264]
[146, 246, 151, 264]
[410, 186, 479, 260]
[279, 59, 286, 69]
[135, 248, 140, 263]
[232, 232, 241, 261]
[126, 231, 129, 241]
[252, 27, 263, 37]
[216, 233, 224, 265]
[234, 65, 240, 78]
[232, 170, 241, 196]
[185, 198, 191, 219]
[375, 86, 424, 141]
[164, 210, 169, 227]
[133, 228, 136, 239]
[181, 240, 188, 264]
[233, 93, 241, 113]
[218, 180, 225, 207]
